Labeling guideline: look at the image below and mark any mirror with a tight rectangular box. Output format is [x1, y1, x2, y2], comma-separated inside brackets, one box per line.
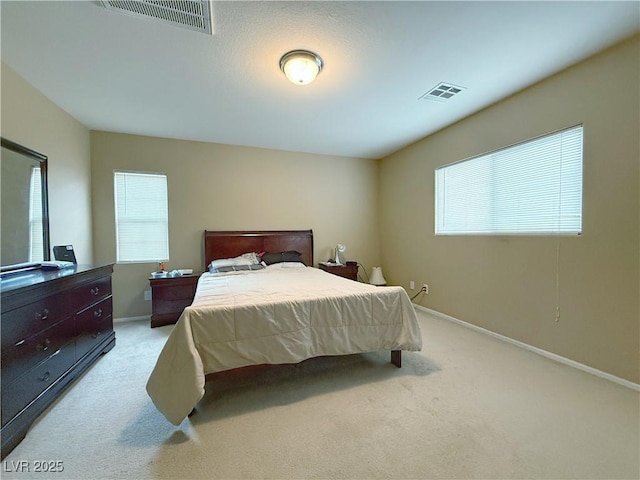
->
[1, 137, 50, 273]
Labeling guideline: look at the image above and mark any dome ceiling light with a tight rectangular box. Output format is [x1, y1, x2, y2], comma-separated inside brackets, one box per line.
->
[279, 50, 323, 86]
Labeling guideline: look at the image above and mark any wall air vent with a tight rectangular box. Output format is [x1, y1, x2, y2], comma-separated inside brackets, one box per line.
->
[100, 0, 212, 35]
[419, 82, 466, 103]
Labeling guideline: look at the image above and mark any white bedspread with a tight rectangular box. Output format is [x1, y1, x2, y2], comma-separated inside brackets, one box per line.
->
[146, 263, 422, 424]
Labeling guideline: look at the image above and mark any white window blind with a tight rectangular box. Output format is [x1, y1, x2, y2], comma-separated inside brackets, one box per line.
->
[29, 166, 43, 262]
[114, 171, 169, 263]
[435, 125, 583, 235]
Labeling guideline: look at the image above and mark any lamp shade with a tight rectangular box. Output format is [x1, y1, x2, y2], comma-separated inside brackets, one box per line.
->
[370, 267, 387, 286]
[280, 50, 323, 85]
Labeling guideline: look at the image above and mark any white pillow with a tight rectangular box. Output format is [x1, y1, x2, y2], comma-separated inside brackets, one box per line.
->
[265, 261, 306, 269]
[209, 252, 261, 269]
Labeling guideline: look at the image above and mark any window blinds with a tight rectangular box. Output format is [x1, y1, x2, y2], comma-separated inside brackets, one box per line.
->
[435, 125, 583, 235]
[114, 171, 169, 262]
[29, 167, 43, 262]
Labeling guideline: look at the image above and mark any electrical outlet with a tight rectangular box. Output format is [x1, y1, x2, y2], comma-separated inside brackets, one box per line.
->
[422, 284, 429, 294]
[410, 280, 415, 290]
[144, 289, 152, 301]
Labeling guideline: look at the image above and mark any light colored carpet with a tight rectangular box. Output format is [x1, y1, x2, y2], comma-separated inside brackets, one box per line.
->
[3, 310, 639, 479]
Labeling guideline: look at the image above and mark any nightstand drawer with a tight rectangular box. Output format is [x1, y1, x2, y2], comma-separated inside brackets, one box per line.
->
[154, 283, 196, 301]
[150, 274, 199, 328]
[319, 262, 358, 281]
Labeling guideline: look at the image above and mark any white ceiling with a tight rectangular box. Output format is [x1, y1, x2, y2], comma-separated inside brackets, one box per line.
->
[1, 1, 638, 159]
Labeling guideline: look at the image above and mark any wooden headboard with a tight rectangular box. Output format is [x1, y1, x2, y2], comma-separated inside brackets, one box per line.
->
[204, 230, 314, 270]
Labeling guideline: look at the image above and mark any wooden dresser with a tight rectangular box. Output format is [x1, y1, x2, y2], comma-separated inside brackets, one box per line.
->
[0, 264, 115, 458]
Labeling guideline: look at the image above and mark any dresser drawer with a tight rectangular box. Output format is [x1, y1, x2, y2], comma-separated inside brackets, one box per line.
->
[1, 316, 75, 387]
[70, 276, 112, 310]
[1, 294, 76, 346]
[1, 341, 76, 426]
[75, 296, 113, 359]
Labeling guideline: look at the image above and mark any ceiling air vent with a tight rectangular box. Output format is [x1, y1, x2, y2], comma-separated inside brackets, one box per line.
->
[419, 82, 466, 103]
[100, 0, 212, 35]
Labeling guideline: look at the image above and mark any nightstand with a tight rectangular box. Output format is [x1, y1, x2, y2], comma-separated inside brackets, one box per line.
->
[149, 274, 199, 328]
[318, 262, 358, 281]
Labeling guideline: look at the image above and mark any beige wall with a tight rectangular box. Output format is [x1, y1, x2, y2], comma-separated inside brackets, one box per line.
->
[90, 132, 380, 318]
[379, 36, 640, 383]
[1, 62, 93, 263]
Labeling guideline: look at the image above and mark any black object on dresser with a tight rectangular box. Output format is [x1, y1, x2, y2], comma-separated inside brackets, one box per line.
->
[0, 264, 116, 458]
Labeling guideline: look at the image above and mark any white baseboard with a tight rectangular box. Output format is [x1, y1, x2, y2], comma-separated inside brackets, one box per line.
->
[414, 305, 640, 392]
[114, 315, 150, 324]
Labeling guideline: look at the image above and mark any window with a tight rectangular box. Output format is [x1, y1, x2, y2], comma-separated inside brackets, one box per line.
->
[435, 125, 583, 235]
[114, 171, 169, 263]
[29, 166, 43, 262]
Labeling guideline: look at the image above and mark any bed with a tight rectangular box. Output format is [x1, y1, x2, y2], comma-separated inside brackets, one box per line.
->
[146, 230, 422, 424]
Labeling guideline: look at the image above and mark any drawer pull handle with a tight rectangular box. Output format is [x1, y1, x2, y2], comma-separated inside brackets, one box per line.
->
[39, 371, 51, 382]
[37, 339, 52, 352]
[94, 308, 103, 318]
[35, 308, 50, 321]
[90, 287, 100, 296]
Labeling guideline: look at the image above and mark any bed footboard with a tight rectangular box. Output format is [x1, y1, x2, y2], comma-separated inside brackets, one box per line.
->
[391, 350, 402, 368]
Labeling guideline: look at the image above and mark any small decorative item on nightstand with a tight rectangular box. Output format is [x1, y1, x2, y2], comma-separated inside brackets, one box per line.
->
[369, 266, 387, 286]
[333, 244, 346, 264]
[319, 261, 358, 281]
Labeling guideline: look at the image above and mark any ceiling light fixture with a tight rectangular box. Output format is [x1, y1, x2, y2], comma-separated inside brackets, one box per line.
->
[279, 50, 323, 86]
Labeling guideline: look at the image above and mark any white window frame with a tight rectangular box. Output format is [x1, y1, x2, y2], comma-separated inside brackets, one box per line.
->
[29, 166, 43, 262]
[435, 125, 583, 236]
[114, 170, 169, 263]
